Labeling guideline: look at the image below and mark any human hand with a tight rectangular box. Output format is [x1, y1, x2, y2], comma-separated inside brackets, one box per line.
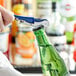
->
[0, 5, 14, 32]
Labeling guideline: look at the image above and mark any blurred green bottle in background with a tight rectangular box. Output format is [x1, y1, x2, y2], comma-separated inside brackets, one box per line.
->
[58, 0, 76, 44]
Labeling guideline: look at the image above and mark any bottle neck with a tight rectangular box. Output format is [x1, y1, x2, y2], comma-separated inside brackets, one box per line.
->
[53, 11, 58, 26]
[34, 28, 50, 46]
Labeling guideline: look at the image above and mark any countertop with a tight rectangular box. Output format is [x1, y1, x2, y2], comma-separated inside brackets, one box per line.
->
[24, 74, 76, 76]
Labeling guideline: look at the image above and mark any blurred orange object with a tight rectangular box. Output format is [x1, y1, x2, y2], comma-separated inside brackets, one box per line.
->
[11, 20, 18, 37]
[0, 0, 11, 10]
[0, 0, 4, 7]
[12, 0, 25, 16]
[16, 31, 36, 58]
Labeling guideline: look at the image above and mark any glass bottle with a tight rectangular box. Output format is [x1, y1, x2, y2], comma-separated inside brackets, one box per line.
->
[33, 25, 69, 76]
[58, 0, 76, 44]
[46, 2, 65, 36]
[45, 2, 64, 36]
[46, 2, 69, 70]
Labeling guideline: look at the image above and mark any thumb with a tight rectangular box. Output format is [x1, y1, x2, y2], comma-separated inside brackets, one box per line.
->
[0, 5, 14, 26]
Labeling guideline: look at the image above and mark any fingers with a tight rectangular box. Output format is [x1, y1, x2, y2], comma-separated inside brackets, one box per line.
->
[0, 12, 4, 32]
[0, 5, 14, 26]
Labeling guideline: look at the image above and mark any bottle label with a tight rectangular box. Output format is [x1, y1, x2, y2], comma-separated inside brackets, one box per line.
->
[15, 30, 37, 65]
[37, 0, 52, 18]
[48, 36, 66, 44]
[58, 0, 76, 17]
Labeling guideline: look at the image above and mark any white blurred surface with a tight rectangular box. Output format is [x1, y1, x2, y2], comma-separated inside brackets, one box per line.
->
[24, 74, 76, 76]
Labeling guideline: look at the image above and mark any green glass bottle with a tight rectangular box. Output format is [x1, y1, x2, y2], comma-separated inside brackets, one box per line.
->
[33, 25, 69, 76]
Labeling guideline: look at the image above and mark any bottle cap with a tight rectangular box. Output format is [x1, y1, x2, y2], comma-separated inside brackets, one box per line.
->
[14, 15, 34, 24]
[52, 2, 56, 12]
[33, 25, 44, 31]
[34, 18, 49, 27]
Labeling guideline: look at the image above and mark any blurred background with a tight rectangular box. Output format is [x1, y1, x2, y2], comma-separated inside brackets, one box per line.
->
[0, 0, 76, 76]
